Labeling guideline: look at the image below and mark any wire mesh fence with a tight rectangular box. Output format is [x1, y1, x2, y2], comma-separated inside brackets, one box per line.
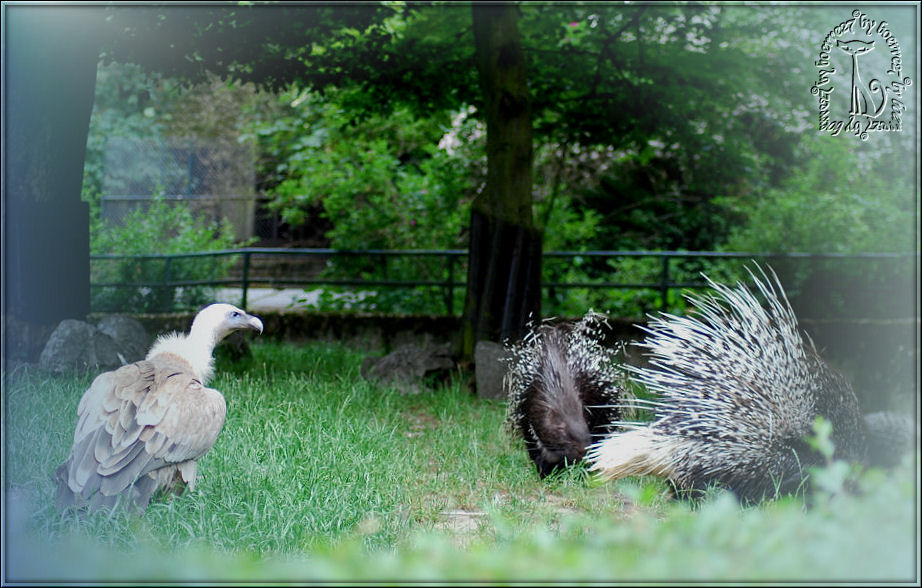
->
[99, 137, 256, 241]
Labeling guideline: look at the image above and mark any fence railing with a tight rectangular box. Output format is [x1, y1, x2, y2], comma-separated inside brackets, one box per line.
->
[89, 248, 918, 315]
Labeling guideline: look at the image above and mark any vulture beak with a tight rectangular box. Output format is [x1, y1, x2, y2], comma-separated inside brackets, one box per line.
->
[249, 316, 264, 334]
[239, 312, 264, 335]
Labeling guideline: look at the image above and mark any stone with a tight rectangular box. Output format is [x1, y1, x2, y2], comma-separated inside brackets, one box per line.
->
[38, 319, 125, 374]
[96, 315, 151, 364]
[361, 342, 456, 394]
[474, 340, 511, 401]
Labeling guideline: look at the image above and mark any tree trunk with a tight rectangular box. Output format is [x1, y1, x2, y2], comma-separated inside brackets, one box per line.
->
[462, 4, 541, 366]
[3, 6, 102, 361]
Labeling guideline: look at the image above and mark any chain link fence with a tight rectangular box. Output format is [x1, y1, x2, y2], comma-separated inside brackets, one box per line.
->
[100, 137, 256, 241]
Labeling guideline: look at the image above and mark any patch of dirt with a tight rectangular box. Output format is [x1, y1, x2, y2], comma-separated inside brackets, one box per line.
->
[435, 509, 487, 533]
[400, 409, 441, 438]
[433, 508, 488, 548]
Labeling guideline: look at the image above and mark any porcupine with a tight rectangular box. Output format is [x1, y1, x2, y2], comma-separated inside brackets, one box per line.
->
[586, 264, 896, 503]
[504, 311, 628, 478]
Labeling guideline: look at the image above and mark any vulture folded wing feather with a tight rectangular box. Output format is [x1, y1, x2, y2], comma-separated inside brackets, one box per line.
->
[105, 411, 121, 442]
[136, 382, 173, 427]
[96, 360, 209, 495]
[117, 399, 137, 431]
[144, 376, 227, 464]
[97, 438, 149, 476]
[178, 461, 199, 490]
[71, 426, 105, 491]
[142, 430, 170, 456]
[101, 372, 126, 413]
[72, 363, 150, 452]
[91, 425, 164, 497]
[100, 362, 152, 413]
[114, 400, 145, 451]
[86, 359, 229, 494]
[120, 362, 156, 405]
[99, 451, 166, 496]
[139, 428, 154, 442]
[73, 372, 115, 446]
[64, 356, 222, 500]
[94, 422, 116, 464]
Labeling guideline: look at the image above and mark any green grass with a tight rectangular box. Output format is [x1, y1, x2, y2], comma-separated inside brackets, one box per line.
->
[3, 341, 919, 584]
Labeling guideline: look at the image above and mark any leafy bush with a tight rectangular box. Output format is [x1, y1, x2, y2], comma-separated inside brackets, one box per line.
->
[720, 135, 916, 256]
[251, 89, 476, 314]
[717, 134, 918, 320]
[82, 63, 260, 314]
[81, 62, 180, 212]
[90, 196, 241, 313]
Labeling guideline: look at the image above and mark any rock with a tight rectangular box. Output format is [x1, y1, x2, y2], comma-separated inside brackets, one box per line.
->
[474, 340, 511, 401]
[39, 320, 92, 374]
[39, 320, 125, 374]
[362, 342, 457, 394]
[39, 315, 153, 374]
[96, 315, 151, 364]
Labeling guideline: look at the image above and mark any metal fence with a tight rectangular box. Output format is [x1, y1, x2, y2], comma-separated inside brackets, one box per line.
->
[89, 248, 918, 315]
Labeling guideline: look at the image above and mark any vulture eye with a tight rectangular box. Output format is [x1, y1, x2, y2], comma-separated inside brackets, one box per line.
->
[232, 311, 241, 318]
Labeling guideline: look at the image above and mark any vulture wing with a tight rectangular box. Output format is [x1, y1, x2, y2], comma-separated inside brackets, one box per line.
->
[55, 352, 227, 513]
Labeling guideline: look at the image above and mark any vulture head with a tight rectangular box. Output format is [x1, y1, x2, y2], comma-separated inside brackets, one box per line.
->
[191, 303, 264, 344]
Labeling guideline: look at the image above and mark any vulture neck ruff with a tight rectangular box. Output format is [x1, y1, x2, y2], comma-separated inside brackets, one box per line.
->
[146, 312, 228, 384]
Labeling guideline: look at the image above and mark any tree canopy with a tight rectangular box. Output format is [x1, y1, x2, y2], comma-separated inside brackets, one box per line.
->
[96, 1, 918, 303]
[6, 2, 915, 361]
[94, 3, 915, 240]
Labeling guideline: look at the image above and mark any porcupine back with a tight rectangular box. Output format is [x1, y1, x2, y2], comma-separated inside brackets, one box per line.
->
[505, 312, 626, 477]
[588, 266, 867, 503]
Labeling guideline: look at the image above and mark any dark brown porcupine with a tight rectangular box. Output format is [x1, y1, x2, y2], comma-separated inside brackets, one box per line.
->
[587, 265, 875, 503]
[504, 312, 627, 478]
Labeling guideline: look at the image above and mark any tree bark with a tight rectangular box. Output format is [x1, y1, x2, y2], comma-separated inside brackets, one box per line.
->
[462, 4, 541, 366]
[3, 6, 103, 361]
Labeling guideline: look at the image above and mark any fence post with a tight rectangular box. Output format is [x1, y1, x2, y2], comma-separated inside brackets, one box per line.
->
[660, 254, 669, 312]
[241, 250, 250, 310]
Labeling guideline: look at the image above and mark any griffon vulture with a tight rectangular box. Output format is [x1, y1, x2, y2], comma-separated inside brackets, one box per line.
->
[54, 303, 263, 513]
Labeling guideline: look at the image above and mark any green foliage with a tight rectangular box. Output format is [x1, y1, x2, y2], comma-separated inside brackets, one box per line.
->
[4, 341, 918, 583]
[162, 71, 261, 141]
[716, 132, 918, 320]
[82, 62, 263, 313]
[720, 135, 916, 255]
[82, 61, 180, 209]
[249, 88, 477, 313]
[90, 196, 241, 312]
[83, 61, 264, 204]
[803, 416, 860, 500]
[82, 6, 916, 321]
[267, 101, 461, 248]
